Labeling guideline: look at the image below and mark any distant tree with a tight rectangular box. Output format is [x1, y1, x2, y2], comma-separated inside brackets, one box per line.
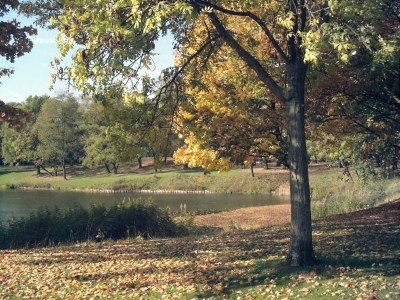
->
[12, 122, 45, 174]
[80, 100, 123, 174]
[5, 95, 52, 174]
[99, 75, 180, 173]
[25, 95, 50, 117]
[0, 101, 31, 166]
[35, 93, 82, 179]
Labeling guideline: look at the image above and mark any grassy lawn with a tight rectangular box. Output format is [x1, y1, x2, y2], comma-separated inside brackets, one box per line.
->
[0, 159, 361, 194]
[0, 159, 292, 193]
[0, 200, 399, 299]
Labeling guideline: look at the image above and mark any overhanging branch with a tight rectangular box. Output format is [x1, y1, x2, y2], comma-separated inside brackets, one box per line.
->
[194, 0, 289, 64]
[205, 10, 285, 100]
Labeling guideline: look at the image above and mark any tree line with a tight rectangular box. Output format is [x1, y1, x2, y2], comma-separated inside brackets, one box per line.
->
[1, 88, 398, 180]
[0, 93, 181, 178]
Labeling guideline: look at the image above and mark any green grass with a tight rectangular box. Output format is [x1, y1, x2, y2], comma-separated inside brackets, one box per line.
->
[0, 161, 286, 193]
[309, 170, 400, 218]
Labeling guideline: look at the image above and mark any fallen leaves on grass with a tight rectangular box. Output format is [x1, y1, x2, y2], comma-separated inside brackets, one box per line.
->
[0, 201, 399, 299]
[194, 205, 291, 230]
[0, 228, 287, 299]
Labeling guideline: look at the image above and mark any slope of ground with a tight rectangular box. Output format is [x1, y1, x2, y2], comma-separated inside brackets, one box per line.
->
[194, 205, 291, 230]
[0, 200, 399, 299]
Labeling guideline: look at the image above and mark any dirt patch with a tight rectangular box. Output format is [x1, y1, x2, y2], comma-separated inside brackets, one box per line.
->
[194, 204, 291, 230]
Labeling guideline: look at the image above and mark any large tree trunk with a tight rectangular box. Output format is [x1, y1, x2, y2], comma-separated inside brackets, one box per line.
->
[285, 66, 316, 267]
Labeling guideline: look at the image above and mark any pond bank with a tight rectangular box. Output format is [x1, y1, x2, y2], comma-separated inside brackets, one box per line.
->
[16, 186, 216, 194]
[2, 163, 399, 219]
[0, 189, 291, 222]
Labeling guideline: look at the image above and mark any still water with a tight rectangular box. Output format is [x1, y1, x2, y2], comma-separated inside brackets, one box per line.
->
[0, 189, 290, 222]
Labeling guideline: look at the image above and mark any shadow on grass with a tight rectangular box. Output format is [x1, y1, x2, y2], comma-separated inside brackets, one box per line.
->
[0, 167, 36, 176]
[312, 201, 400, 262]
[206, 201, 400, 298]
[1, 199, 398, 299]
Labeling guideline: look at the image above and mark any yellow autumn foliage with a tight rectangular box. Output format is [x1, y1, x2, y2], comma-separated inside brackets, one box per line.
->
[172, 15, 282, 172]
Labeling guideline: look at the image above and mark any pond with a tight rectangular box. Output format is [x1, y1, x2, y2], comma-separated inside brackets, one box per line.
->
[0, 189, 290, 222]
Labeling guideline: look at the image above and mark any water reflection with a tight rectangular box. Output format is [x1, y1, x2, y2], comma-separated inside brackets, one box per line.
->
[0, 189, 290, 222]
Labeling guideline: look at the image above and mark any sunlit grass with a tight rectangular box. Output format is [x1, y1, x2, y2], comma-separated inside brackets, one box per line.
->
[0, 159, 287, 193]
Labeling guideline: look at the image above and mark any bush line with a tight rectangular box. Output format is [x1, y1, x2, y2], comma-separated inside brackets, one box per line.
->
[0, 199, 194, 250]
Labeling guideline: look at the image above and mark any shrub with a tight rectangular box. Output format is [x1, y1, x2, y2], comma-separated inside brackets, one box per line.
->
[0, 199, 189, 249]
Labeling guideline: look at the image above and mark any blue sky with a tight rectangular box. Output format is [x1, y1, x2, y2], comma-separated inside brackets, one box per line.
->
[0, 13, 175, 103]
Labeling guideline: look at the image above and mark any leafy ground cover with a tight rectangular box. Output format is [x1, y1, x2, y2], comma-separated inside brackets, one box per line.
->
[193, 205, 291, 231]
[0, 200, 399, 299]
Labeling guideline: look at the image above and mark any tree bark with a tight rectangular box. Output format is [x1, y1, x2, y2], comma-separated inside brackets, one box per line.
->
[392, 149, 398, 170]
[36, 165, 41, 175]
[285, 64, 316, 267]
[105, 163, 111, 174]
[138, 156, 143, 168]
[153, 155, 158, 172]
[264, 159, 269, 170]
[112, 163, 119, 174]
[40, 165, 53, 176]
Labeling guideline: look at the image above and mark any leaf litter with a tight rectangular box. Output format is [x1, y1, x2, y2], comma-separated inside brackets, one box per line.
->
[0, 200, 399, 299]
